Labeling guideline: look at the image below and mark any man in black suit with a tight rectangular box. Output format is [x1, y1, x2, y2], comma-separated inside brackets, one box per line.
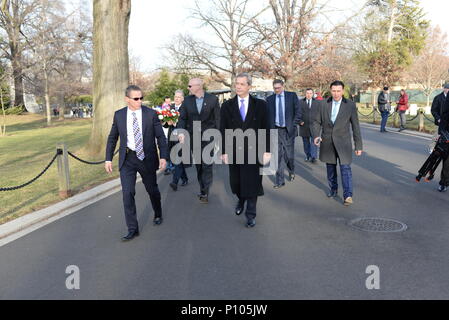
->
[105, 85, 168, 241]
[176, 78, 221, 204]
[298, 88, 319, 163]
[267, 79, 301, 188]
[220, 73, 271, 228]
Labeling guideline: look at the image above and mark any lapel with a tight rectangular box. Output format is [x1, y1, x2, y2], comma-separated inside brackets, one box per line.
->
[199, 94, 208, 117]
[244, 95, 256, 127]
[232, 96, 244, 126]
[327, 99, 333, 124]
[141, 106, 148, 135]
[284, 91, 291, 120]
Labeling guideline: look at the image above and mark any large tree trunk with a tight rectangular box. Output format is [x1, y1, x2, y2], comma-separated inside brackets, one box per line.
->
[44, 67, 51, 126]
[10, 46, 24, 108]
[88, 0, 131, 156]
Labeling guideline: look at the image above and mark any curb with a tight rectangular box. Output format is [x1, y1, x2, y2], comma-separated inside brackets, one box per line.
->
[360, 122, 434, 139]
[0, 177, 127, 246]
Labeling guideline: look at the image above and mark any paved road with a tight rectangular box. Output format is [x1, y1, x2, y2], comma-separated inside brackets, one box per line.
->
[0, 125, 448, 299]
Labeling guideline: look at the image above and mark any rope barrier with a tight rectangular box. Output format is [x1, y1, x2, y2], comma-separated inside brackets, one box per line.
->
[0, 149, 119, 191]
[0, 151, 60, 191]
[67, 149, 119, 165]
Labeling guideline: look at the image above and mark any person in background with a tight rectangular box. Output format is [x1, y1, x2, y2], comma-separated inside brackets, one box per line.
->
[378, 86, 391, 132]
[396, 89, 409, 132]
[298, 88, 319, 163]
[169, 90, 189, 190]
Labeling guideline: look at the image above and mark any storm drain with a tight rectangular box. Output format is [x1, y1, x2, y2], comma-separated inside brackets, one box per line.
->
[348, 218, 407, 233]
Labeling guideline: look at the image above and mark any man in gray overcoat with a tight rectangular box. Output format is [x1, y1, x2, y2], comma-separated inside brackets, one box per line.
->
[311, 81, 363, 206]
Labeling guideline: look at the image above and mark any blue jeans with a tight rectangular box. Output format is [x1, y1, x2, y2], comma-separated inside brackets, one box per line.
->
[380, 111, 389, 131]
[326, 163, 353, 199]
[172, 163, 188, 185]
[302, 136, 318, 159]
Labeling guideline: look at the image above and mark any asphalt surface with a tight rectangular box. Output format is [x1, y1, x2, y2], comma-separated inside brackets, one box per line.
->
[0, 124, 448, 300]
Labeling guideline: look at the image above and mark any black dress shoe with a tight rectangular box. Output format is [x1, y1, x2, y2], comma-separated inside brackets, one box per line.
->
[288, 173, 295, 181]
[181, 180, 188, 186]
[311, 158, 317, 163]
[153, 217, 163, 225]
[273, 183, 285, 189]
[199, 195, 209, 204]
[235, 202, 244, 215]
[327, 190, 338, 198]
[246, 219, 256, 228]
[169, 182, 178, 191]
[121, 230, 139, 241]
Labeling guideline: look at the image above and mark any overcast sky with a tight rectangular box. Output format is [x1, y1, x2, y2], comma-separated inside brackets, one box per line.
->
[128, 0, 449, 72]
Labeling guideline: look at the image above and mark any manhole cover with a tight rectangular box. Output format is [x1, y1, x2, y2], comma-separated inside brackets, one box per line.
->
[349, 218, 407, 233]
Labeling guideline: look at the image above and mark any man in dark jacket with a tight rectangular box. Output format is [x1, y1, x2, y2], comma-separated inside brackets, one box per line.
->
[176, 78, 221, 204]
[436, 90, 449, 192]
[378, 86, 391, 132]
[312, 81, 363, 206]
[220, 73, 271, 228]
[431, 83, 449, 134]
[267, 79, 301, 188]
[105, 85, 168, 241]
[298, 88, 319, 163]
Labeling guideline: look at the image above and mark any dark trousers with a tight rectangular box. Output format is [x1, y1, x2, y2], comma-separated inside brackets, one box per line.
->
[196, 163, 213, 195]
[440, 157, 449, 187]
[380, 111, 389, 131]
[120, 152, 161, 233]
[326, 163, 353, 199]
[238, 196, 258, 221]
[276, 127, 295, 185]
[302, 136, 318, 159]
[172, 163, 188, 185]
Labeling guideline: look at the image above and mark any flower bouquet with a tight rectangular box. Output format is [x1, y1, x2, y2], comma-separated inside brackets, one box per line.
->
[153, 105, 180, 125]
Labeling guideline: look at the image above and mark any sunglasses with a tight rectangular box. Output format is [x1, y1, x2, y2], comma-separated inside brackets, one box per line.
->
[130, 97, 144, 101]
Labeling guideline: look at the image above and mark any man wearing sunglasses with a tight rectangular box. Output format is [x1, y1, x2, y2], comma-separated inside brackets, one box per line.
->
[105, 85, 168, 241]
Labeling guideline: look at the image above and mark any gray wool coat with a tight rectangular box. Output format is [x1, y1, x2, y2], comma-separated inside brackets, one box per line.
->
[311, 97, 363, 165]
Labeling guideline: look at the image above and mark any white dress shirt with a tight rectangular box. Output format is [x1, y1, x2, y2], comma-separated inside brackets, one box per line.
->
[238, 95, 249, 119]
[127, 107, 143, 151]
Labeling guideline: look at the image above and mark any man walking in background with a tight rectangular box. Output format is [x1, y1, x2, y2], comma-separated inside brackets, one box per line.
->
[267, 79, 300, 189]
[378, 86, 391, 132]
[298, 88, 319, 163]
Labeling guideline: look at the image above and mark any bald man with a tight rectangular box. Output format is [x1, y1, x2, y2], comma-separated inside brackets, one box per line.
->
[176, 78, 221, 204]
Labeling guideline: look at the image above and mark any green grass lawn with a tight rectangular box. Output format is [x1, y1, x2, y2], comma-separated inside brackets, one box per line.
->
[0, 114, 120, 224]
[356, 105, 438, 134]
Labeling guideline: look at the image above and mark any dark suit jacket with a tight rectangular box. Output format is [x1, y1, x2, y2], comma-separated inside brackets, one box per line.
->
[266, 91, 300, 137]
[105, 106, 169, 170]
[311, 97, 363, 165]
[431, 92, 448, 126]
[298, 97, 319, 138]
[220, 95, 270, 198]
[176, 93, 220, 147]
